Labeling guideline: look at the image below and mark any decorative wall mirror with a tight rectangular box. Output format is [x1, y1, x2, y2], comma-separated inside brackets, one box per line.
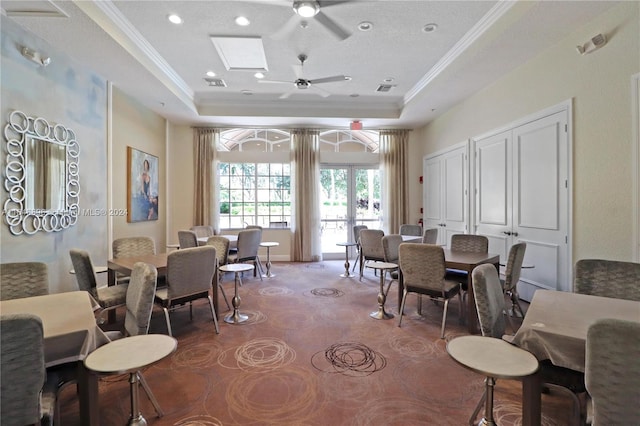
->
[3, 111, 80, 235]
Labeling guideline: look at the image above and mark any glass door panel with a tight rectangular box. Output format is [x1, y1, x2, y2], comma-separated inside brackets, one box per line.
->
[320, 166, 380, 257]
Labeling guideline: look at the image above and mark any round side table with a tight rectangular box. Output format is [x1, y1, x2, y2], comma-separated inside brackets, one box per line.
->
[259, 242, 279, 278]
[84, 334, 177, 426]
[367, 262, 397, 320]
[336, 242, 357, 278]
[446, 336, 539, 426]
[219, 263, 254, 324]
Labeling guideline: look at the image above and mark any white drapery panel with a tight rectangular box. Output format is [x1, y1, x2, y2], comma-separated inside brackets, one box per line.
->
[193, 128, 219, 230]
[290, 129, 322, 262]
[379, 129, 410, 235]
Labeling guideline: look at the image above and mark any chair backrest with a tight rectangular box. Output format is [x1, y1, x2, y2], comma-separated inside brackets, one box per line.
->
[178, 230, 199, 249]
[472, 264, 507, 338]
[399, 243, 446, 293]
[0, 313, 45, 426]
[353, 225, 368, 244]
[503, 243, 527, 292]
[399, 224, 422, 236]
[207, 236, 230, 267]
[112, 236, 156, 258]
[574, 259, 640, 301]
[69, 249, 98, 294]
[422, 228, 438, 244]
[382, 234, 403, 263]
[0, 262, 49, 301]
[236, 229, 262, 262]
[123, 262, 158, 337]
[450, 234, 488, 253]
[166, 246, 216, 300]
[190, 225, 215, 239]
[359, 229, 385, 260]
[586, 318, 640, 425]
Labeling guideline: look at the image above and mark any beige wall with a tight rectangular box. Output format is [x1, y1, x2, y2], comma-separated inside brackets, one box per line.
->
[110, 88, 167, 254]
[166, 123, 194, 245]
[412, 1, 639, 262]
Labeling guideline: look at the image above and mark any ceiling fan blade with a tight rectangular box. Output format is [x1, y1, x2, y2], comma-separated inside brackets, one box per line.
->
[309, 75, 348, 84]
[309, 85, 331, 98]
[270, 15, 300, 40]
[318, 0, 351, 8]
[315, 11, 350, 40]
[258, 79, 294, 85]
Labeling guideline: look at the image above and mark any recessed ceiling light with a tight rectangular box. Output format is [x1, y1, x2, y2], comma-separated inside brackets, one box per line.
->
[168, 14, 183, 24]
[254, 72, 265, 79]
[358, 21, 373, 31]
[206, 71, 216, 77]
[235, 16, 250, 26]
[384, 77, 394, 83]
[294, 1, 319, 18]
[423, 23, 438, 33]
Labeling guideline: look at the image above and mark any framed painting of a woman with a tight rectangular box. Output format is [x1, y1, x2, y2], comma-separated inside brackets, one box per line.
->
[127, 147, 159, 222]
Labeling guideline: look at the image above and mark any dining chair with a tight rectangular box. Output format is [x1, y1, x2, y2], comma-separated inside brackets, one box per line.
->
[359, 229, 385, 281]
[502, 242, 527, 321]
[351, 224, 368, 272]
[381, 234, 403, 297]
[104, 262, 164, 417]
[0, 313, 55, 426]
[421, 228, 438, 244]
[574, 259, 640, 302]
[245, 225, 264, 271]
[190, 225, 216, 239]
[471, 264, 582, 426]
[206, 235, 232, 310]
[399, 224, 422, 236]
[455, 264, 538, 425]
[69, 249, 128, 322]
[446, 234, 489, 295]
[398, 243, 462, 338]
[230, 229, 264, 280]
[0, 262, 49, 301]
[154, 246, 219, 336]
[112, 236, 157, 284]
[178, 230, 199, 249]
[586, 318, 640, 425]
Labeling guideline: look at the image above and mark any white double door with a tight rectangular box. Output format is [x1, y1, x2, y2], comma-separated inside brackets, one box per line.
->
[473, 109, 570, 299]
[423, 142, 469, 246]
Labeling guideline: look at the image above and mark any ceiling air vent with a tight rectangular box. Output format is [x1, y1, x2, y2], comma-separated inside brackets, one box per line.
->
[204, 78, 227, 87]
[376, 84, 395, 92]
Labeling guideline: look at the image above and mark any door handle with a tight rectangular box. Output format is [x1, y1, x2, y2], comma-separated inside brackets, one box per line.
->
[503, 231, 512, 236]
[512, 232, 518, 237]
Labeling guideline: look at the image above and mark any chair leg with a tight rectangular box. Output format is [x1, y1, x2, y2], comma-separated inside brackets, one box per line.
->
[352, 249, 360, 272]
[189, 301, 193, 320]
[458, 291, 465, 324]
[418, 295, 423, 315]
[255, 258, 263, 281]
[137, 372, 163, 417]
[469, 388, 487, 426]
[359, 253, 365, 281]
[440, 299, 450, 339]
[218, 282, 231, 310]
[207, 295, 220, 334]
[162, 307, 173, 337]
[398, 290, 408, 326]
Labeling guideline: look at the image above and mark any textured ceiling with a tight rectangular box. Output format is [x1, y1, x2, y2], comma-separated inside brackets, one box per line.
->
[2, 0, 618, 129]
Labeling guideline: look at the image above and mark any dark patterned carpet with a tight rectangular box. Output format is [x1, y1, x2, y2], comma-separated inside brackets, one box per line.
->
[58, 261, 574, 425]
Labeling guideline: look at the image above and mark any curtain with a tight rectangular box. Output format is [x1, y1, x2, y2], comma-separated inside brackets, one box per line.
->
[290, 129, 322, 262]
[379, 129, 410, 235]
[193, 128, 219, 229]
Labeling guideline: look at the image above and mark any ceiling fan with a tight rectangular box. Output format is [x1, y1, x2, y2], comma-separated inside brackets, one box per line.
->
[258, 54, 350, 99]
[267, 1, 351, 41]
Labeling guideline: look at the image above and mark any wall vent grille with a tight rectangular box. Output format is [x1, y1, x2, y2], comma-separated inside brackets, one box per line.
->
[376, 84, 395, 92]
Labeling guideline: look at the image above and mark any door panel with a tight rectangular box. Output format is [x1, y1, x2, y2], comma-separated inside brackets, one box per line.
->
[423, 143, 468, 247]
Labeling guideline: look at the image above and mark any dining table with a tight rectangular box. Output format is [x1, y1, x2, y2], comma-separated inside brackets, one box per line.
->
[197, 234, 238, 249]
[0, 291, 110, 425]
[107, 252, 220, 322]
[396, 248, 500, 334]
[512, 289, 640, 426]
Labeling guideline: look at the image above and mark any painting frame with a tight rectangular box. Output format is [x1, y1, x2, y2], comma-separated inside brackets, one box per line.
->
[127, 147, 159, 222]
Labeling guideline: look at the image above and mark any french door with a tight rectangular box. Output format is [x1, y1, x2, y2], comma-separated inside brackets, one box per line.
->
[320, 166, 381, 258]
